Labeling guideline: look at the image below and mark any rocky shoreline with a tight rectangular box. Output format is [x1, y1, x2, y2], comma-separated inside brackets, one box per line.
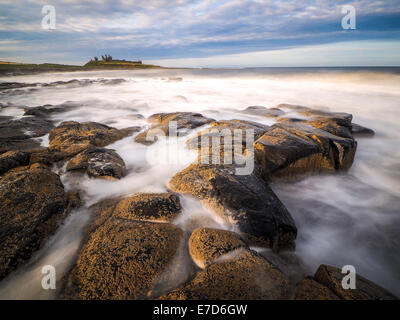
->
[0, 78, 397, 300]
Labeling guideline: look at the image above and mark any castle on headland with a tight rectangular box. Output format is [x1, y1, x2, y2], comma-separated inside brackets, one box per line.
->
[90, 55, 142, 64]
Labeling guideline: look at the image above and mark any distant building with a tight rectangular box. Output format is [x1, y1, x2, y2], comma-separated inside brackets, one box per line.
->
[90, 55, 142, 64]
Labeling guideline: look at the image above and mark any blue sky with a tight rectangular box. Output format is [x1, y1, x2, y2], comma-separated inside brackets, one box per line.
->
[1, 0, 400, 67]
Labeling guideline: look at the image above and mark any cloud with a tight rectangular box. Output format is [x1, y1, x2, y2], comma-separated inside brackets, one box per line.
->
[0, 0, 400, 65]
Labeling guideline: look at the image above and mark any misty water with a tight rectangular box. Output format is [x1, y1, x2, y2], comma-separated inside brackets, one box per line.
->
[0, 67, 399, 298]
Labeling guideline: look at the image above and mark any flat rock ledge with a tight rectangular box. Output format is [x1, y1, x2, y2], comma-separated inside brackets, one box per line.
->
[61, 193, 185, 300]
[188, 228, 248, 269]
[135, 112, 214, 145]
[0, 163, 67, 280]
[169, 164, 297, 251]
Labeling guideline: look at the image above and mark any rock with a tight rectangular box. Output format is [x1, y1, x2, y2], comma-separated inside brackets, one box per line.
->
[147, 112, 214, 128]
[188, 228, 247, 269]
[113, 193, 182, 222]
[300, 110, 353, 128]
[0, 82, 37, 90]
[0, 117, 54, 140]
[241, 106, 285, 118]
[62, 220, 184, 299]
[98, 78, 126, 86]
[0, 150, 29, 175]
[65, 191, 82, 213]
[0, 163, 66, 280]
[257, 248, 309, 285]
[186, 119, 269, 163]
[292, 277, 340, 300]
[305, 118, 353, 139]
[278, 104, 353, 127]
[254, 121, 357, 181]
[161, 249, 289, 300]
[208, 119, 269, 141]
[276, 103, 311, 112]
[23, 102, 78, 119]
[48, 121, 133, 156]
[0, 138, 42, 154]
[0, 117, 54, 153]
[135, 112, 215, 145]
[169, 163, 297, 250]
[351, 123, 375, 137]
[314, 264, 398, 300]
[277, 117, 353, 139]
[66, 147, 126, 179]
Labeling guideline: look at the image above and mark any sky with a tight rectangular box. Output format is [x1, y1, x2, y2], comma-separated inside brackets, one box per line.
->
[0, 0, 400, 67]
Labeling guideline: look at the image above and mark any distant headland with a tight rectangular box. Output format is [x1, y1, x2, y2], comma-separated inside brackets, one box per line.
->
[0, 55, 161, 76]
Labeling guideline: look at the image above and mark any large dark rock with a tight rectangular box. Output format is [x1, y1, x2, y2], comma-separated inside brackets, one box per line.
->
[161, 249, 290, 300]
[135, 112, 214, 145]
[188, 228, 247, 269]
[169, 163, 297, 250]
[49, 121, 137, 156]
[254, 121, 357, 181]
[0, 117, 54, 140]
[62, 219, 184, 300]
[66, 147, 126, 179]
[0, 163, 67, 280]
[0, 150, 29, 175]
[186, 119, 269, 164]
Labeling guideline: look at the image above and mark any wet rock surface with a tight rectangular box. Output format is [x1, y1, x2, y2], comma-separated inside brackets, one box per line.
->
[169, 163, 297, 250]
[0, 150, 29, 175]
[351, 123, 375, 137]
[135, 112, 215, 145]
[0, 118, 53, 139]
[241, 106, 285, 118]
[1, 92, 391, 300]
[0, 112, 55, 153]
[49, 121, 137, 156]
[188, 228, 247, 269]
[23, 102, 78, 119]
[61, 219, 184, 300]
[313, 264, 398, 300]
[292, 277, 340, 300]
[293, 264, 398, 300]
[255, 119, 357, 181]
[66, 147, 127, 179]
[113, 193, 182, 222]
[0, 163, 67, 280]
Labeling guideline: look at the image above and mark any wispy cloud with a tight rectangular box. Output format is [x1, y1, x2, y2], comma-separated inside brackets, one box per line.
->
[0, 0, 399, 66]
